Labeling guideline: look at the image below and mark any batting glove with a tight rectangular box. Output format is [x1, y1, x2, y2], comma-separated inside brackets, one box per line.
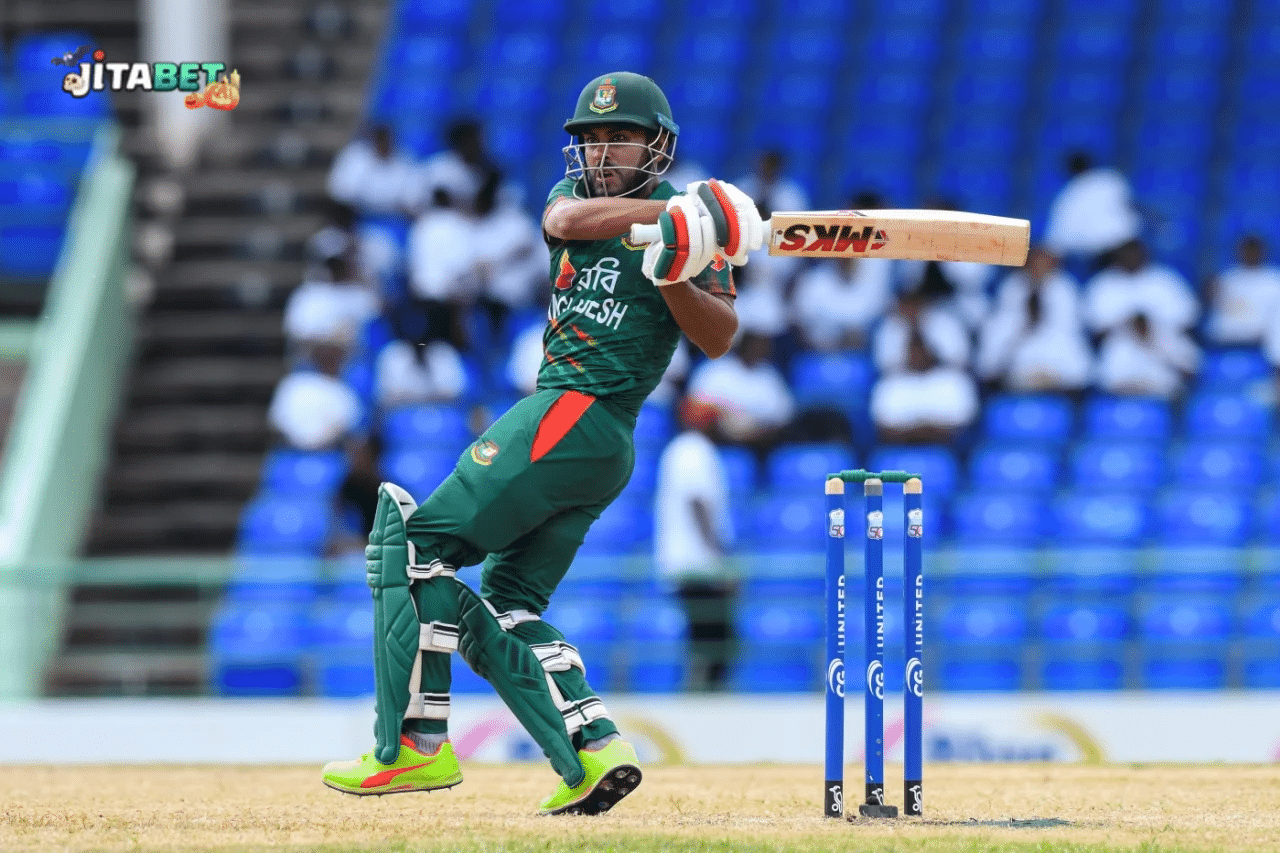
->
[641, 193, 718, 285]
[685, 178, 766, 266]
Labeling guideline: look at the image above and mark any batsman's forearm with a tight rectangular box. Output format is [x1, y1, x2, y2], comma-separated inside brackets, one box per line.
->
[543, 197, 668, 241]
[661, 285, 737, 358]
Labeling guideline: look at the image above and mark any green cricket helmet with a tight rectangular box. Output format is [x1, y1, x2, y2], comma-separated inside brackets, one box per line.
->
[562, 72, 680, 197]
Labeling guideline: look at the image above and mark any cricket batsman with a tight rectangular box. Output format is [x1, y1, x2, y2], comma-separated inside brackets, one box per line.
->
[321, 71, 766, 814]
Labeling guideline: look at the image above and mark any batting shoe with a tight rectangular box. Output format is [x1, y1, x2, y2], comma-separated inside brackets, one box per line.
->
[322, 735, 462, 796]
[538, 739, 642, 816]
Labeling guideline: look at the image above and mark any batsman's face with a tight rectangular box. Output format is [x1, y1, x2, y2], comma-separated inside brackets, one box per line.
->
[580, 125, 650, 197]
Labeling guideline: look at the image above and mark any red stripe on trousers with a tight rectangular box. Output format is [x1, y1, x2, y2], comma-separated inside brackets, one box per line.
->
[530, 390, 595, 463]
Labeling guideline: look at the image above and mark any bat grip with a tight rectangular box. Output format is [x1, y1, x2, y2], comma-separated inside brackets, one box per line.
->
[630, 223, 662, 246]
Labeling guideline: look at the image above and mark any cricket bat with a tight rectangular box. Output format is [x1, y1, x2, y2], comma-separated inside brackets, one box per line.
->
[630, 209, 1031, 266]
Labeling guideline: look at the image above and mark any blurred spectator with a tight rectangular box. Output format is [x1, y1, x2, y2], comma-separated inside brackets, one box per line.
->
[654, 394, 737, 692]
[792, 256, 894, 352]
[686, 330, 796, 457]
[647, 339, 692, 410]
[733, 149, 811, 339]
[306, 199, 358, 278]
[790, 191, 895, 352]
[1044, 150, 1141, 271]
[507, 319, 545, 397]
[474, 184, 550, 338]
[664, 156, 711, 191]
[873, 281, 971, 375]
[373, 336, 468, 408]
[326, 123, 417, 217]
[403, 119, 502, 217]
[1084, 238, 1199, 337]
[330, 433, 383, 556]
[282, 255, 380, 351]
[870, 330, 979, 445]
[268, 340, 362, 451]
[1086, 238, 1200, 398]
[975, 246, 1093, 395]
[1205, 234, 1280, 346]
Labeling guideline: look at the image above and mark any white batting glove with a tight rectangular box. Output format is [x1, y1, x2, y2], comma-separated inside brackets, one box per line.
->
[641, 193, 718, 285]
[685, 178, 766, 266]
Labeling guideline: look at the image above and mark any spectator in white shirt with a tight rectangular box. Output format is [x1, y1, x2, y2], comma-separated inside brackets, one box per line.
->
[686, 330, 796, 457]
[474, 184, 550, 339]
[1084, 239, 1201, 398]
[654, 393, 737, 691]
[326, 124, 417, 218]
[1206, 234, 1280, 346]
[873, 281, 972, 374]
[792, 255, 895, 352]
[1045, 150, 1142, 271]
[975, 246, 1093, 395]
[373, 336, 468, 409]
[402, 119, 501, 217]
[282, 255, 381, 351]
[1083, 238, 1199, 336]
[733, 149, 812, 338]
[870, 331, 980, 445]
[268, 340, 362, 451]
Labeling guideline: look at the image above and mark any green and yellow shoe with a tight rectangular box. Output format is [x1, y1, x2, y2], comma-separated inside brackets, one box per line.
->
[322, 735, 462, 796]
[538, 739, 642, 816]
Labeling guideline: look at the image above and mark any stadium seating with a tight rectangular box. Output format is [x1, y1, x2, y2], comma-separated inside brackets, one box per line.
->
[1082, 396, 1173, 441]
[981, 395, 1074, 445]
[208, 603, 309, 696]
[968, 444, 1061, 494]
[261, 449, 347, 495]
[237, 496, 333, 556]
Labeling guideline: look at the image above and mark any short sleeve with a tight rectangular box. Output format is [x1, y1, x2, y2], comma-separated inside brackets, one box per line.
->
[689, 255, 735, 297]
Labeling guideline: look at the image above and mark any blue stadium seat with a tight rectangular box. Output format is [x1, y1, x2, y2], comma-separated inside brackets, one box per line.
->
[881, 0, 948, 20]
[968, 444, 1060, 493]
[1069, 441, 1165, 492]
[933, 549, 1034, 596]
[584, 0, 658, 24]
[395, 0, 472, 31]
[982, 395, 1074, 444]
[738, 599, 824, 644]
[0, 169, 73, 213]
[381, 404, 471, 449]
[541, 597, 619, 644]
[1053, 492, 1150, 546]
[746, 493, 827, 552]
[851, 71, 935, 115]
[663, 75, 741, 119]
[370, 81, 453, 127]
[767, 28, 846, 69]
[261, 449, 347, 495]
[1141, 648, 1228, 689]
[752, 73, 837, 119]
[1250, 492, 1280, 544]
[224, 557, 321, 604]
[578, 496, 654, 555]
[1040, 602, 1129, 641]
[1040, 654, 1124, 690]
[626, 646, 685, 692]
[387, 35, 467, 73]
[1242, 646, 1280, 688]
[680, 0, 761, 25]
[451, 655, 492, 694]
[938, 598, 1030, 644]
[622, 599, 687, 690]
[937, 655, 1024, 691]
[467, 79, 550, 119]
[1169, 441, 1266, 489]
[950, 494, 1047, 545]
[481, 31, 558, 73]
[1146, 26, 1228, 68]
[1151, 0, 1232, 26]
[570, 33, 656, 76]
[867, 446, 958, 497]
[1046, 72, 1124, 113]
[237, 496, 333, 556]
[958, 0, 1043, 25]
[208, 603, 309, 696]
[1139, 597, 1232, 641]
[730, 642, 820, 692]
[633, 404, 675, 450]
[1053, 24, 1132, 67]
[1197, 347, 1271, 389]
[766, 444, 856, 492]
[380, 448, 457, 503]
[669, 30, 750, 73]
[310, 599, 374, 697]
[1082, 396, 1172, 441]
[944, 72, 1030, 115]
[1046, 548, 1141, 595]
[0, 223, 66, 277]
[1145, 548, 1245, 594]
[1242, 598, 1280, 639]
[788, 351, 875, 409]
[1034, 116, 1118, 163]
[718, 445, 757, 497]
[960, 26, 1036, 69]
[1154, 490, 1252, 546]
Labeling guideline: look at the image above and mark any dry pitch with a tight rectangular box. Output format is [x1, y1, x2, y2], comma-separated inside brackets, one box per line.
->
[3, 763, 1280, 853]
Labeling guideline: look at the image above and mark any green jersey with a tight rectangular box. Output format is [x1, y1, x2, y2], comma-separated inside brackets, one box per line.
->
[539, 178, 735, 417]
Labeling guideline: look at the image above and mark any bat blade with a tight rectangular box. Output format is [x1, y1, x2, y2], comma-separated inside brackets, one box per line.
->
[767, 209, 1030, 266]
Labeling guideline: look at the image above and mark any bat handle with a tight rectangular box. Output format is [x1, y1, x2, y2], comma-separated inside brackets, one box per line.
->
[629, 223, 661, 246]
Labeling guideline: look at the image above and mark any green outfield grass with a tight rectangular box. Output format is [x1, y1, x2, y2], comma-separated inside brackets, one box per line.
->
[3, 763, 1277, 852]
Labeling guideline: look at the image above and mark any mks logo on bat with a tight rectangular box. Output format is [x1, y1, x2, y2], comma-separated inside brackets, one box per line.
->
[776, 223, 889, 254]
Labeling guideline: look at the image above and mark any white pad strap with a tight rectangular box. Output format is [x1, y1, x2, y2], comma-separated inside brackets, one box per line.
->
[419, 621, 459, 654]
[405, 691, 450, 720]
[408, 559, 457, 580]
[403, 621, 458, 721]
[529, 640, 607, 735]
[482, 598, 541, 631]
